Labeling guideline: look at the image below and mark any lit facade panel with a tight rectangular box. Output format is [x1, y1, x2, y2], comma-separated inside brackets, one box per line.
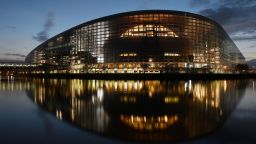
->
[25, 10, 245, 73]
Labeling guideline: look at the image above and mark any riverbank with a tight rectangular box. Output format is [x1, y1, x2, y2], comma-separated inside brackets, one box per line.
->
[7, 73, 255, 80]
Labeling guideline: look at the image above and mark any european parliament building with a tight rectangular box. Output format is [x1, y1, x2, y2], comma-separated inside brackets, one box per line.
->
[25, 10, 245, 74]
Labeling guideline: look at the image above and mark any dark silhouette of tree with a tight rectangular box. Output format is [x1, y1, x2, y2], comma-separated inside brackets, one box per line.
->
[141, 63, 150, 73]
[235, 64, 249, 73]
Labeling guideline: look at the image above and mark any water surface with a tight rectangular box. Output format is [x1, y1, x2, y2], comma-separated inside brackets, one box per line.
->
[0, 78, 255, 143]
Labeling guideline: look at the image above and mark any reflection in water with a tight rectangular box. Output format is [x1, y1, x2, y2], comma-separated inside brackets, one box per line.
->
[1, 78, 248, 142]
[120, 114, 179, 131]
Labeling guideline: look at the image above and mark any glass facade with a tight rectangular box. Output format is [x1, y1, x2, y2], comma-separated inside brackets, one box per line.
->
[25, 10, 245, 74]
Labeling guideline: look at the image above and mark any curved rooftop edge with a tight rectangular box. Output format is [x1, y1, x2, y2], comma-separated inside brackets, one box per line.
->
[26, 9, 245, 74]
[29, 10, 226, 53]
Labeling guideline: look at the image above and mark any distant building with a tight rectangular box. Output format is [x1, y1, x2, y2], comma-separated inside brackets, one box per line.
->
[26, 10, 245, 73]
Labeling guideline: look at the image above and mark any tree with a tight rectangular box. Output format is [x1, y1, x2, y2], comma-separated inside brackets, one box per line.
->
[235, 64, 249, 73]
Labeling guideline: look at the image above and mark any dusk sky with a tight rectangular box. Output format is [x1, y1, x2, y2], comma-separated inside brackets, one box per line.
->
[0, 0, 255, 61]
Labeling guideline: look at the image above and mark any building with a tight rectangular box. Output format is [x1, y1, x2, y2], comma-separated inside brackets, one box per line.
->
[25, 10, 245, 74]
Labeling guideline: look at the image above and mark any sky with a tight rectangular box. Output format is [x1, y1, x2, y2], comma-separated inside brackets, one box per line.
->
[0, 0, 255, 61]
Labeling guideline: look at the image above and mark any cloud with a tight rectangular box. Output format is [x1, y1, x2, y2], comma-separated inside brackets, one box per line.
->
[191, 0, 256, 42]
[6, 26, 16, 31]
[0, 26, 17, 32]
[4, 53, 26, 58]
[33, 12, 55, 42]
[33, 31, 48, 42]
[200, 5, 256, 34]
[248, 45, 255, 49]
[232, 34, 256, 41]
[219, 0, 256, 7]
[189, 0, 210, 7]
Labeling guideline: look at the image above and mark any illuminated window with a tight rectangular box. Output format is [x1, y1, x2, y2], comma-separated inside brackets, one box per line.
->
[120, 53, 137, 57]
[121, 24, 179, 38]
[164, 53, 180, 56]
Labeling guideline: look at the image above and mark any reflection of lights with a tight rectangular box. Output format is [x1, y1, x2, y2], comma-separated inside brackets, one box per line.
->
[120, 115, 178, 131]
[124, 82, 127, 90]
[71, 79, 84, 97]
[193, 82, 222, 109]
[34, 96, 37, 103]
[139, 82, 143, 90]
[92, 95, 95, 104]
[97, 88, 104, 102]
[164, 115, 168, 122]
[189, 80, 192, 91]
[96, 106, 109, 131]
[164, 97, 179, 103]
[24, 79, 236, 129]
[56, 110, 63, 120]
[193, 84, 206, 102]
[120, 96, 137, 103]
[114, 81, 118, 90]
[223, 80, 227, 92]
[71, 109, 75, 121]
[92, 80, 96, 90]
[211, 101, 215, 108]
[128, 81, 133, 91]
[38, 86, 45, 104]
[149, 92, 153, 97]
[253, 80, 255, 93]
[134, 81, 138, 90]
[148, 84, 156, 97]
[184, 80, 192, 92]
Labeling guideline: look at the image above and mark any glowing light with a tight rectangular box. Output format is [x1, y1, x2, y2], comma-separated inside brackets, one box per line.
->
[92, 95, 95, 104]
[97, 57, 104, 63]
[71, 109, 75, 121]
[97, 88, 104, 102]
[70, 64, 85, 70]
[120, 115, 178, 131]
[223, 80, 227, 92]
[189, 80, 192, 91]
[120, 53, 137, 57]
[120, 96, 136, 103]
[114, 81, 118, 90]
[56, 110, 63, 120]
[134, 82, 138, 90]
[121, 24, 179, 38]
[164, 97, 179, 103]
[164, 53, 180, 56]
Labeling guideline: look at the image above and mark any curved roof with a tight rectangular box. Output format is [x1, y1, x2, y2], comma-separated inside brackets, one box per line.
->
[53, 10, 225, 39]
[27, 10, 227, 57]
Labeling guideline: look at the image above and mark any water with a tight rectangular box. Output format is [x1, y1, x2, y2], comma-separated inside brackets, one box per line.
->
[0, 78, 256, 144]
